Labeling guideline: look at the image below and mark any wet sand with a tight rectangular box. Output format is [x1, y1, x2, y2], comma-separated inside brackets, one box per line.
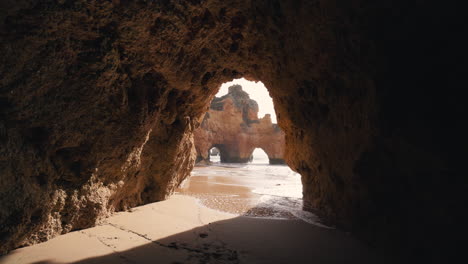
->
[176, 164, 325, 225]
[176, 171, 264, 215]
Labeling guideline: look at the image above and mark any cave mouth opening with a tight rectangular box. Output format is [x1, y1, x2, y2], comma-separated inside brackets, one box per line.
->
[183, 77, 304, 221]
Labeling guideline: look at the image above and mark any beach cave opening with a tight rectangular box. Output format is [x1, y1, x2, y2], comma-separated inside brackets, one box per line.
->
[184, 78, 304, 221]
[0, 1, 462, 262]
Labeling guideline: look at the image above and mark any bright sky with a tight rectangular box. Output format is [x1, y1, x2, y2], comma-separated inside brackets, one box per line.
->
[216, 78, 277, 123]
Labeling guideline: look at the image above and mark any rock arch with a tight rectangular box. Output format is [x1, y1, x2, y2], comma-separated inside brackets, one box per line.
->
[206, 144, 228, 163]
[0, 0, 465, 261]
[255, 146, 284, 165]
[194, 85, 285, 164]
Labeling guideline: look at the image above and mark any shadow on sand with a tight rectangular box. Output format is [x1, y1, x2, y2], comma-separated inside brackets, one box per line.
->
[21, 215, 387, 264]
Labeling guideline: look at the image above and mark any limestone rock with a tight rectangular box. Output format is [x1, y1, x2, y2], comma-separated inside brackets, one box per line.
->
[0, 0, 465, 261]
[194, 85, 285, 164]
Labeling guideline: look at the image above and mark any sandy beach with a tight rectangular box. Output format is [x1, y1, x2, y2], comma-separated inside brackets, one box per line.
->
[0, 163, 388, 264]
[0, 193, 386, 264]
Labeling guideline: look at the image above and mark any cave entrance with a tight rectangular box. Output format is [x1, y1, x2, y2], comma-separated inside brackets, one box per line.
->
[181, 78, 304, 222]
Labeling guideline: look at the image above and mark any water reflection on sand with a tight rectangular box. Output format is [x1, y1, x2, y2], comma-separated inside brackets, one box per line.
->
[176, 160, 328, 227]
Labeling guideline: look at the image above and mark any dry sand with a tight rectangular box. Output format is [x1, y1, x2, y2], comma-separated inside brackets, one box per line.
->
[0, 194, 387, 264]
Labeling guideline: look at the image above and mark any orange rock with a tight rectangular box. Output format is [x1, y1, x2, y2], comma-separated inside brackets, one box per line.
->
[194, 85, 285, 164]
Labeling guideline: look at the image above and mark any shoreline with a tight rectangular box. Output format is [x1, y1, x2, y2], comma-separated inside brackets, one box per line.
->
[176, 164, 324, 225]
[0, 194, 385, 264]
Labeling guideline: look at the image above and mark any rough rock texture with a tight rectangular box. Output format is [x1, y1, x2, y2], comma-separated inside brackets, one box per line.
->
[194, 85, 285, 164]
[0, 0, 466, 261]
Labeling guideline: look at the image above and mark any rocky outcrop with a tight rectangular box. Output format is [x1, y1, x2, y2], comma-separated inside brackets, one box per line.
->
[194, 85, 285, 164]
[0, 0, 465, 261]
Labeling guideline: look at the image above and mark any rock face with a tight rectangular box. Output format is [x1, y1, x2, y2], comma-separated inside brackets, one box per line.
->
[0, 0, 465, 261]
[194, 85, 285, 164]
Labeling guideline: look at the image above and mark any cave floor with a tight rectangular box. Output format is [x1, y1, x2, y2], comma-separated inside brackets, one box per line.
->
[0, 195, 384, 264]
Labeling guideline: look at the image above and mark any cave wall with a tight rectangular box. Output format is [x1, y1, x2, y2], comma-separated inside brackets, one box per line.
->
[194, 85, 285, 164]
[0, 0, 465, 261]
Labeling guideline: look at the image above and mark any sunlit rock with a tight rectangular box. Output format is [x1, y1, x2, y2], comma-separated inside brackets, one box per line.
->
[194, 85, 285, 164]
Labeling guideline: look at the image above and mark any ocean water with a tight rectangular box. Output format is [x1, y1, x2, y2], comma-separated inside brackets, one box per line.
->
[176, 149, 328, 227]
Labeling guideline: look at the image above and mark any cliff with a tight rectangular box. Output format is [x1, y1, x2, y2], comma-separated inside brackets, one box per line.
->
[194, 85, 285, 164]
[0, 1, 465, 261]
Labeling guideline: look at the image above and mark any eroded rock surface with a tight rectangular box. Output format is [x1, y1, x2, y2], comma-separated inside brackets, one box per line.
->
[194, 85, 285, 164]
[0, 0, 465, 261]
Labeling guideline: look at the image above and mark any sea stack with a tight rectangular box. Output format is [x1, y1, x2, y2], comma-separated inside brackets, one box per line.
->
[194, 85, 285, 164]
